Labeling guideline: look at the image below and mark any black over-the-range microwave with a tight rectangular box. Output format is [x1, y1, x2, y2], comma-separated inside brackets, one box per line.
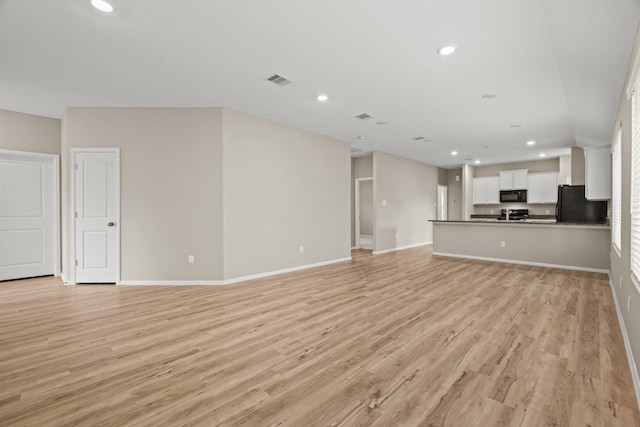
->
[499, 190, 527, 203]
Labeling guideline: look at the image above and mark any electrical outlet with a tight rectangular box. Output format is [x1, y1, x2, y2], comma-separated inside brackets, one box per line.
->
[546, 209, 550, 214]
[299, 246, 304, 253]
[490, 209, 494, 214]
[500, 241, 506, 248]
[628, 296, 631, 313]
[382, 200, 388, 206]
[188, 255, 195, 264]
[395, 233, 398, 239]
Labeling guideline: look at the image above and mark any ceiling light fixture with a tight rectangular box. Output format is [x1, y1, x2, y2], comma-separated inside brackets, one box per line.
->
[451, 150, 458, 156]
[91, 0, 114, 13]
[474, 160, 481, 164]
[539, 153, 546, 157]
[526, 140, 536, 146]
[437, 45, 456, 56]
[317, 94, 328, 102]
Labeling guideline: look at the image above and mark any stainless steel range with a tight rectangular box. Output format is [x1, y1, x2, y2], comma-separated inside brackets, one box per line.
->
[498, 208, 529, 221]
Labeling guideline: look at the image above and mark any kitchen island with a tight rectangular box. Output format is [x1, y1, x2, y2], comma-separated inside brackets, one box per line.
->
[431, 220, 610, 272]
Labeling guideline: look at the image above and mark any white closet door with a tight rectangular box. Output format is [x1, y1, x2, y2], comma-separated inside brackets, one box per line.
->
[0, 154, 54, 281]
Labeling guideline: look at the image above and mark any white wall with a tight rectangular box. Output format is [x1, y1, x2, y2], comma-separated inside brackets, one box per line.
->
[222, 109, 351, 280]
[373, 151, 438, 252]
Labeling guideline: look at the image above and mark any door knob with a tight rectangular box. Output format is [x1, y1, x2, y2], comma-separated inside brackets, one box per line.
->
[107, 222, 116, 227]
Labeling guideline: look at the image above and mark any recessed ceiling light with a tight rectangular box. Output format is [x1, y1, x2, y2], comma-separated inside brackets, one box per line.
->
[437, 45, 456, 56]
[510, 123, 522, 128]
[91, 0, 114, 13]
[474, 160, 481, 164]
[527, 140, 536, 146]
[451, 150, 458, 156]
[482, 93, 497, 99]
[356, 136, 365, 140]
[539, 153, 546, 157]
[317, 94, 328, 102]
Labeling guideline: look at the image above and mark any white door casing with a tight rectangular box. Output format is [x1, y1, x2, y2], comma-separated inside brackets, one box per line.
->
[0, 150, 60, 281]
[72, 148, 119, 283]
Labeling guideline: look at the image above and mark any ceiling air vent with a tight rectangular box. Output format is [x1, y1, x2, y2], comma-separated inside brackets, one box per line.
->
[413, 137, 425, 141]
[351, 148, 363, 153]
[355, 113, 373, 121]
[266, 74, 292, 87]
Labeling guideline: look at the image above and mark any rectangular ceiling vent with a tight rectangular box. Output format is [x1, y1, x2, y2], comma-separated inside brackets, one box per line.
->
[412, 136, 425, 141]
[355, 113, 373, 121]
[351, 148, 363, 153]
[266, 74, 292, 87]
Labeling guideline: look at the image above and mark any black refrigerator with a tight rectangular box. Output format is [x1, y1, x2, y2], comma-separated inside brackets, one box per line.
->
[556, 185, 607, 223]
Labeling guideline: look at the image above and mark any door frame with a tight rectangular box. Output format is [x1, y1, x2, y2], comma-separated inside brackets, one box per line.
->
[70, 147, 120, 285]
[355, 177, 373, 249]
[0, 149, 60, 278]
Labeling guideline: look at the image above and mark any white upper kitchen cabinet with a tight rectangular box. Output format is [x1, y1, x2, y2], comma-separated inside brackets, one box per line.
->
[473, 176, 500, 205]
[584, 146, 611, 200]
[499, 169, 528, 190]
[527, 172, 558, 204]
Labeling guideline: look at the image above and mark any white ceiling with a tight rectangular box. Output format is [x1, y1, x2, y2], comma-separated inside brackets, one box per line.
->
[1, 0, 639, 168]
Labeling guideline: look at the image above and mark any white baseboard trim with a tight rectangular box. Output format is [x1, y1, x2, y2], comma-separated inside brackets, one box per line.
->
[118, 256, 352, 286]
[373, 241, 432, 255]
[223, 257, 352, 285]
[351, 246, 357, 250]
[119, 280, 225, 286]
[61, 273, 73, 285]
[431, 252, 609, 273]
[608, 273, 640, 412]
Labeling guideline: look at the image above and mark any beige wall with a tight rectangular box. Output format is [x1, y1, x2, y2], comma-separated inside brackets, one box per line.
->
[571, 147, 586, 185]
[462, 164, 475, 220]
[0, 109, 61, 154]
[446, 169, 463, 221]
[359, 180, 373, 235]
[433, 222, 611, 271]
[222, 109, 350, 279]
[610, 69, 640, 384]
[559, 155, 572, 185]
[373, 151, 438, 252]
[473, 158, 560, 177]
[62, 108, 224, 281]
[351, 155, 373, 246]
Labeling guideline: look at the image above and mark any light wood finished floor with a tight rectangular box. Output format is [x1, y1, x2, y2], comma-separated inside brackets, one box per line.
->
[0, 247, 638, 426]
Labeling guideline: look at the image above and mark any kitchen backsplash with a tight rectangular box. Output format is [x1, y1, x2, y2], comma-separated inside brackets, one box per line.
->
[473, 203, 556, 216]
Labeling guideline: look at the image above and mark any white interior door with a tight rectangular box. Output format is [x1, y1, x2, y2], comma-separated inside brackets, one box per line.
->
[438, 185, 448, 220]
[74, 150, 119, 283]
[0, 151, 57, 281]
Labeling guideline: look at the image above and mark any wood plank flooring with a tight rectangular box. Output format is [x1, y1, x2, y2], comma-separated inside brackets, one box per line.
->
[0, 247, 637, 426]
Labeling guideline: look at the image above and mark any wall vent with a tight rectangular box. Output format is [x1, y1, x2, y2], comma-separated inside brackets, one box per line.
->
[355, 113, 373, 121]
[266, 74, 292, 87]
